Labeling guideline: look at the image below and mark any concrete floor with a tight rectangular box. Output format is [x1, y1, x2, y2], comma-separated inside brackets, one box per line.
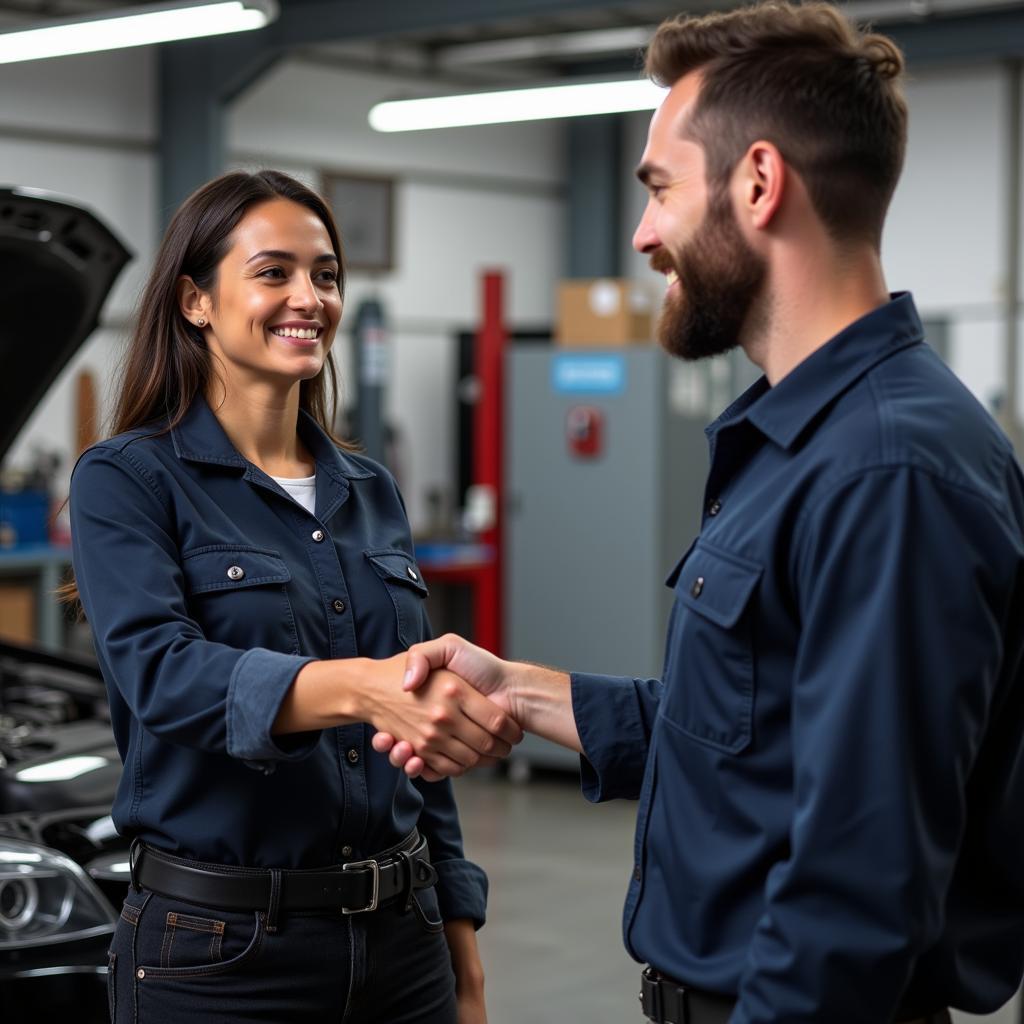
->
[454, 772, 1022, 1024]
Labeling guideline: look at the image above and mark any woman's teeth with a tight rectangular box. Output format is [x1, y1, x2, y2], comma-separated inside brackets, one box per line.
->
[272, 327, 320, 340]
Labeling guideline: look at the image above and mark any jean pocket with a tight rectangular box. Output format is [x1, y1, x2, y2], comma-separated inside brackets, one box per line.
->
[159, 911, 226, 969]
[134, 891, 264, 978]
[661, 542, 762, 754]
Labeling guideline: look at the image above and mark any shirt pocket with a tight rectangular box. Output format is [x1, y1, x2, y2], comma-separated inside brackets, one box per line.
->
[181, 545, 299, 653]
[365, 549, 430, 649]
[660, 543, 762, 754]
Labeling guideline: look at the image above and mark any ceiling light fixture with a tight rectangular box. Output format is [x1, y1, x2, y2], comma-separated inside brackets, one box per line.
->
[369, 78, 666, 132]
[0, 0, 278, 65]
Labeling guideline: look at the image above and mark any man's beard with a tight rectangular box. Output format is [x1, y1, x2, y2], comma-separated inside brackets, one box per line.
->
[653, 189, 767, 361]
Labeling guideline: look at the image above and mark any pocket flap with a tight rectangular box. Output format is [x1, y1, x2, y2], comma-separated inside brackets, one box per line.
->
[365, 550, 429, 596]
[182, 546, 291, 595]
[674, 544, 761, 629]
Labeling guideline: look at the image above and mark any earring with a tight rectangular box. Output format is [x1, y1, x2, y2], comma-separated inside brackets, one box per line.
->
[197, 318, 206, 327]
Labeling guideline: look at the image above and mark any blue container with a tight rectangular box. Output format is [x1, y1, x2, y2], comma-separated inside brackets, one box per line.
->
[0, 489, 50, 547]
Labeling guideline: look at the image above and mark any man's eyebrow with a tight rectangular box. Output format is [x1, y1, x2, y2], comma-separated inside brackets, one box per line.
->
[245, 249, 338, 265]
[635, 162, 665, 186]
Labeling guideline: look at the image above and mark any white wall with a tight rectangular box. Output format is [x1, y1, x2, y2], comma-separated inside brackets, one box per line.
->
[228, 59, 565, 528]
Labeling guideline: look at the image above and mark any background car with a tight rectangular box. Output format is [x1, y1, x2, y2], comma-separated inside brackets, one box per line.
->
[0, 186, 132, 1020]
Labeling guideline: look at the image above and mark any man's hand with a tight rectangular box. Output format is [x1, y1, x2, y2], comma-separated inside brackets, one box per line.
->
[366, 651, 521, 778]
[373, 636, 516, 780]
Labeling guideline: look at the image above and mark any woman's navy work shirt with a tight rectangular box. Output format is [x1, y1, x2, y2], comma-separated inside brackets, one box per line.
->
[69, 395, 487, 927]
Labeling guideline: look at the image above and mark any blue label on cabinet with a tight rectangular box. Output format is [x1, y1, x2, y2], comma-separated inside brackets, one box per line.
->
[551, 355, 626, 394]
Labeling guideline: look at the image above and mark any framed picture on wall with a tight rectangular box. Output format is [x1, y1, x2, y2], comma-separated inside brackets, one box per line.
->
[323, 172, 395, 272]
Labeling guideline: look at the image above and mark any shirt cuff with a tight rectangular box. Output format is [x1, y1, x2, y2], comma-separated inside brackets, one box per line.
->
[433, 857, 489, 930]
[571, 672, 652, 802]
[226, 648, 320, 771]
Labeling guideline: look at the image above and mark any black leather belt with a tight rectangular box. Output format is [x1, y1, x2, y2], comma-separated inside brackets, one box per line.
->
[640, 968, 735, 1024]
[131, 830, 436, 917]
[640, 966, 950, 1024]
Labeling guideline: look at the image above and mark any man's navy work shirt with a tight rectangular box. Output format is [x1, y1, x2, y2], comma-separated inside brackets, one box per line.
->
[572, 294, 1024, 1022]
[70, 396, 486, 926]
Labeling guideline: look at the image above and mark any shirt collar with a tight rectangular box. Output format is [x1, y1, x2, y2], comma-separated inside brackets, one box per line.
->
[170, 393, 375, 483]
[711, 292, 924, 450]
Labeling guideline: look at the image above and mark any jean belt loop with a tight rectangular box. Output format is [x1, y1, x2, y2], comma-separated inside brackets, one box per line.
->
[396, 848, 415, 914]
[128, 836, 143, 893]
[265, 868, 283, 933]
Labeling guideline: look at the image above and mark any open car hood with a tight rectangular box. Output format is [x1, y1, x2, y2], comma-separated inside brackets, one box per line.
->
[0, 186, 132, 462]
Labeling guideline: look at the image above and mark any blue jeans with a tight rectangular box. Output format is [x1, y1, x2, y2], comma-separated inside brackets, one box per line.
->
[106, 883, 457, 1023]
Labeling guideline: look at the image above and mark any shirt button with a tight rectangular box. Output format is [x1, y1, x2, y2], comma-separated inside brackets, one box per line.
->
[136, 968, 146, 980]
[347, 748, 360, 764]
[691, 576, 704, 598]
[332, 598, 346, 614]
[406, 566, 419, 581]
[633, 865, 642, 883]
[226, 565, 244, 581]
[312, 529, 325, 543]
[708, 498, 722, 517]
[341, 845, 353, 857]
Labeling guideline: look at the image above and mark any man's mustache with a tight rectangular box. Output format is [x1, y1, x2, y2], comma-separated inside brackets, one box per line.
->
[649, 248, 676, 275]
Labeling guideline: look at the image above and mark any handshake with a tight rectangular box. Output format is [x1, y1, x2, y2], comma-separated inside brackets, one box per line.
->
[369, 635, 580, 783]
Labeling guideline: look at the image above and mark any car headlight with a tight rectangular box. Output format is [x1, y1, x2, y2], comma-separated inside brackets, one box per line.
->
[0, 837, 116, 949]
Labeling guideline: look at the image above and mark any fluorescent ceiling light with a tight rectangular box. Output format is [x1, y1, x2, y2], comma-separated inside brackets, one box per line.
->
[369, 79, 667, 132]
[0, 0, 277, 65]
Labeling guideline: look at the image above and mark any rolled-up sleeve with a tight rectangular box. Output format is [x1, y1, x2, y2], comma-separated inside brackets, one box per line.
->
[571, 672, 662, 802]
[71, 446, 318, 767]
[412, 776, 488, 928]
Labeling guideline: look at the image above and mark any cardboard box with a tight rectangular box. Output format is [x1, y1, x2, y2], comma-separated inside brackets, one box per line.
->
[0, 584, 35, 644]
[556, 278, 654, 347]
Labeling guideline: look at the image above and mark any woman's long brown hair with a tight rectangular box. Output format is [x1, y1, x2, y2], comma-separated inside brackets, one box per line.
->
[61, 170, 349, 609]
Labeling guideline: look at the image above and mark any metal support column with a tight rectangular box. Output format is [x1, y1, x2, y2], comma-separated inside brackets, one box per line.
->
[566, 114, 623, 278]
[473, 271, 506, 655]
[157, 33, 280, 227]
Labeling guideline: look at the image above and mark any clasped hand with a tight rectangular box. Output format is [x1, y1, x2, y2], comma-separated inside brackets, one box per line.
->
[374, 635, 513, 782]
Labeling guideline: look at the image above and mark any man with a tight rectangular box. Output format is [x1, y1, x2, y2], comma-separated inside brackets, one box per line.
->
[376, 3, 1024, 1022]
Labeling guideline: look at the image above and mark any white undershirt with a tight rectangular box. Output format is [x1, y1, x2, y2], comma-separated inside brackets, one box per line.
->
[270, 472, 317, 514]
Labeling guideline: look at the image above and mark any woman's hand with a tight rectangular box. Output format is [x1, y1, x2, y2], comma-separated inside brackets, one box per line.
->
[373, 636, 519, 780]
[364, 653, 521, 778]
[274, 654, 521, 777]
[444, 919, 488, 1024]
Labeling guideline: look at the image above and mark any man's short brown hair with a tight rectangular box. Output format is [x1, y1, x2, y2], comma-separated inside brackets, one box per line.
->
[646, 1, 908, 248]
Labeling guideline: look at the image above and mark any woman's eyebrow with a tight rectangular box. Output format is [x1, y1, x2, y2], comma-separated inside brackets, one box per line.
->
[245, 249, 338, 264]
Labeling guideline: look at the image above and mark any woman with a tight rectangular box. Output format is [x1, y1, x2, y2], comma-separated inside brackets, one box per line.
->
[68, 170, 518, 1023]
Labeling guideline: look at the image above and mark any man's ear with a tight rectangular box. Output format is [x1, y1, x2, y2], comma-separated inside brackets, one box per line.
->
[177, 275, 210, 328]
[734, 140, 786, 231]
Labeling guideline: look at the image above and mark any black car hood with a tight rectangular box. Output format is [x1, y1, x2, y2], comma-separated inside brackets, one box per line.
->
[0, 186, 131, 461]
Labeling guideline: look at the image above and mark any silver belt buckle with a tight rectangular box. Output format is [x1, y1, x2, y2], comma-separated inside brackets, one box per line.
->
[341, 858, 380, 914]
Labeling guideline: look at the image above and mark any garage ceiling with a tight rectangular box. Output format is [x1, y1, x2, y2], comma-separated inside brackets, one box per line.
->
[2, 0, 1024, 86]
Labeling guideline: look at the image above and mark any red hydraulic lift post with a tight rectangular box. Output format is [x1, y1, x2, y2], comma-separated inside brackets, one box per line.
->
[473, 270, 506, 656]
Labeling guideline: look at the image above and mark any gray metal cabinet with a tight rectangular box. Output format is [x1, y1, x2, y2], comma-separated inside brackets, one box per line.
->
[503, 346, 710, 773]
